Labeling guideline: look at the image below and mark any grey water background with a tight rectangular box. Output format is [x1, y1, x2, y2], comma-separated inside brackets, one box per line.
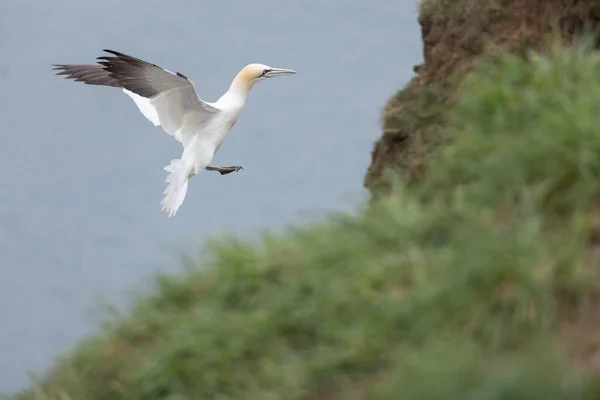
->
[0, 0, 422, 393]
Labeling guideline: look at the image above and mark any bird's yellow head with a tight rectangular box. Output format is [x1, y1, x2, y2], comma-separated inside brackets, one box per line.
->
[234, 63, 297, 90]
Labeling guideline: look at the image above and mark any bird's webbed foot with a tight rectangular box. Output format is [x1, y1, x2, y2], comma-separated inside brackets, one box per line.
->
[206, 165, 244, 175]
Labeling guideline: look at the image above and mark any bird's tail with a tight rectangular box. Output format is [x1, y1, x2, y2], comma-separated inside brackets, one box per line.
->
[160, 158, 194, 217]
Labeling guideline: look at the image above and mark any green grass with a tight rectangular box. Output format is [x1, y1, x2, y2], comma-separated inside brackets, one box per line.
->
[13, 41, 600, 399]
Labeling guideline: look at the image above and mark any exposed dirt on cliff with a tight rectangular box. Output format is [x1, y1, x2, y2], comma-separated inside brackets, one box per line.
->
[365, 0, 600, 193]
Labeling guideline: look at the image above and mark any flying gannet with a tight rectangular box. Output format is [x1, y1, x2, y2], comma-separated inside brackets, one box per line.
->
[52, 49, 296, 217]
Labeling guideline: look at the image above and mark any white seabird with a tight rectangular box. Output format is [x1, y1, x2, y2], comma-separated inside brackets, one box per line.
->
[52, 49, 297, 217]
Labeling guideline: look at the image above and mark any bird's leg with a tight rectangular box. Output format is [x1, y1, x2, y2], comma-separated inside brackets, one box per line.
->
[206, 165, 244, 175]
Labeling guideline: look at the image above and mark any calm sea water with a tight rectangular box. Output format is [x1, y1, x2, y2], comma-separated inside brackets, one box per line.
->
[0, 0, 421, 392]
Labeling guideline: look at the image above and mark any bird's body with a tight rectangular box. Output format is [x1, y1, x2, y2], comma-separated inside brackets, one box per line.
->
[52, 49, 296, 216]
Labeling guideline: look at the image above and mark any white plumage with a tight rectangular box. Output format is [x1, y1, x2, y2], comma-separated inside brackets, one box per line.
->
[52, 49, 296, 217]
[123, 90, 160, 127]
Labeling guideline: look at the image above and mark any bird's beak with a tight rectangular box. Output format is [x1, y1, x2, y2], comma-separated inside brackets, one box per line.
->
[264, 68, 297, 78]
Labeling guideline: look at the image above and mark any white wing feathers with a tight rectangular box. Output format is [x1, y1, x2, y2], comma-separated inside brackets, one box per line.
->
[97, 50, 219, 146]
[122, 89, 160, 126]
[144, 81, 217, 146]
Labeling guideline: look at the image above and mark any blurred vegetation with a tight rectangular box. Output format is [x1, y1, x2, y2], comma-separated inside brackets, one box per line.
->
[13, 40, 600, 400]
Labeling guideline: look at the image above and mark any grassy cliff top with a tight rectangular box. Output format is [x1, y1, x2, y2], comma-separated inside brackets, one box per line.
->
[13, 40, 600, 400]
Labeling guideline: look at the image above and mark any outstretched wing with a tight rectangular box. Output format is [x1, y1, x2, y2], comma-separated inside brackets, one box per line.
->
[52, 49, 219, 146]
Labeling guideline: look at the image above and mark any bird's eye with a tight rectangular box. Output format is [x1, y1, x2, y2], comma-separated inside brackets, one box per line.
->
[262, 68, 271, 76]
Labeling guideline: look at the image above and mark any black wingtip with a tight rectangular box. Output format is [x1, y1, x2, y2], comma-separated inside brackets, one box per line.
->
[98, 49, 118, 60]
[102, 49, 126, 58]
[51, 64, 66, 73]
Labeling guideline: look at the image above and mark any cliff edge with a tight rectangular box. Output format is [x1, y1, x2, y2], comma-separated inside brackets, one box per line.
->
[365, 0, 600, 193]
